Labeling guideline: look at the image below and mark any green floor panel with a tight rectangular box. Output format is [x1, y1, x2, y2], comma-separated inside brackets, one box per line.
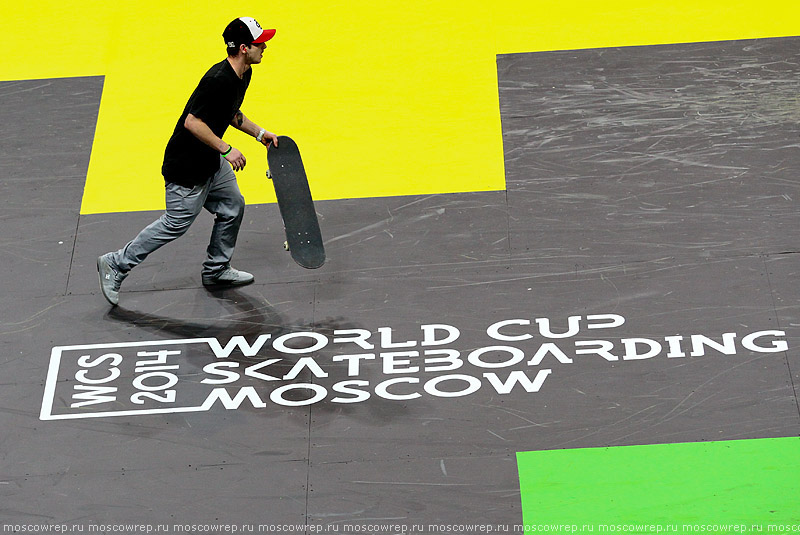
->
[518, 437, 800, 532]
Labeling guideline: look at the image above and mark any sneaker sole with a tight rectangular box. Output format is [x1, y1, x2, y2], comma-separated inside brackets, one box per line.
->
[202, 277, 255, 288]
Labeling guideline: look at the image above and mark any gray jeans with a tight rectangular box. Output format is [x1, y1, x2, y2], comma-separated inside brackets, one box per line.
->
[111, 157, 244, 277]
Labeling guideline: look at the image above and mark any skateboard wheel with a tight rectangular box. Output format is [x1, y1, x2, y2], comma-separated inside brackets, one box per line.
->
[283, 241, 289, 251]
[266, 170, 273, 179]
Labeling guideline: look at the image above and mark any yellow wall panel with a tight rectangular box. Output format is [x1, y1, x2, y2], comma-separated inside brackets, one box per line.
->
[1, 1, 797, 214]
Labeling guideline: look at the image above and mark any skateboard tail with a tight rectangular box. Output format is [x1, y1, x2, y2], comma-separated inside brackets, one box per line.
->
[283, 220, 325, 269]
[290, 243, 326, 269]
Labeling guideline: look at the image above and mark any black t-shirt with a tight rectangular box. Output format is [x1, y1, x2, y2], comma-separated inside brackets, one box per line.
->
[162, 59, 251, 186]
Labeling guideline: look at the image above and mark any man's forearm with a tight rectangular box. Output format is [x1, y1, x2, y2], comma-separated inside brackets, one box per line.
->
[230, 111, 279, 147]
[184, 112, 247, 170]
[184, 113, 228, 153]
[231, 111, 262, 138]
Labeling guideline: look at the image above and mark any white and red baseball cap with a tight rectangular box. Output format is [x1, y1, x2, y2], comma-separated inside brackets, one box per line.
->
[223, 17, 276, 48]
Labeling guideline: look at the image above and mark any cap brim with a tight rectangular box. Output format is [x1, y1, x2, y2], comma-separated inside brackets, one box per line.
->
[253, 28, 276, 43]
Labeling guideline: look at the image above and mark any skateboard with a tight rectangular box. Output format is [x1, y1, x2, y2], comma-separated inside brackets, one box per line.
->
[266, 136, 325, 269]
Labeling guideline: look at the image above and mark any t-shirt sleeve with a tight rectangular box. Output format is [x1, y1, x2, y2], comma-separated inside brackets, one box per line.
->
[186, 76, 224, 124]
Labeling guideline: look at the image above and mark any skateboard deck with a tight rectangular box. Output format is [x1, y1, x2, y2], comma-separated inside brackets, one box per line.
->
[267, 136, 325, 269]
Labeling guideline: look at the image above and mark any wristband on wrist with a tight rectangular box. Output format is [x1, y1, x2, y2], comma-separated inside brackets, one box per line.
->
[221, 144, 233, 157]
[256, 129, 266, 142]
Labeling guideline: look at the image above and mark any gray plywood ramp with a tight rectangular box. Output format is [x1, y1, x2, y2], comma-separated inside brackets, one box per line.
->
[1, 37, 799, 528]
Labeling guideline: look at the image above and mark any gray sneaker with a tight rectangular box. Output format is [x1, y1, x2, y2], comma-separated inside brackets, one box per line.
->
[97, 253, 126, 306]
[202, 267, 255, 287]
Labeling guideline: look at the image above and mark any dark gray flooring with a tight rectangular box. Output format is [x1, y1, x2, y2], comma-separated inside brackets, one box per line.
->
[1, 37, 800, 529]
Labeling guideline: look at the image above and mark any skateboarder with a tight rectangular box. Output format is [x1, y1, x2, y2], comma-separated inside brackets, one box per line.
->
[97, 17, 279, 306]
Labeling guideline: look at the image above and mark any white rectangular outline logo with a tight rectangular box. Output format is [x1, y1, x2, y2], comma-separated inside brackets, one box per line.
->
[40, 338, 214, 421]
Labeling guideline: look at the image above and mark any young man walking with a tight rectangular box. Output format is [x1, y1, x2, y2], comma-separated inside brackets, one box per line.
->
[97, 17, 279, 306]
